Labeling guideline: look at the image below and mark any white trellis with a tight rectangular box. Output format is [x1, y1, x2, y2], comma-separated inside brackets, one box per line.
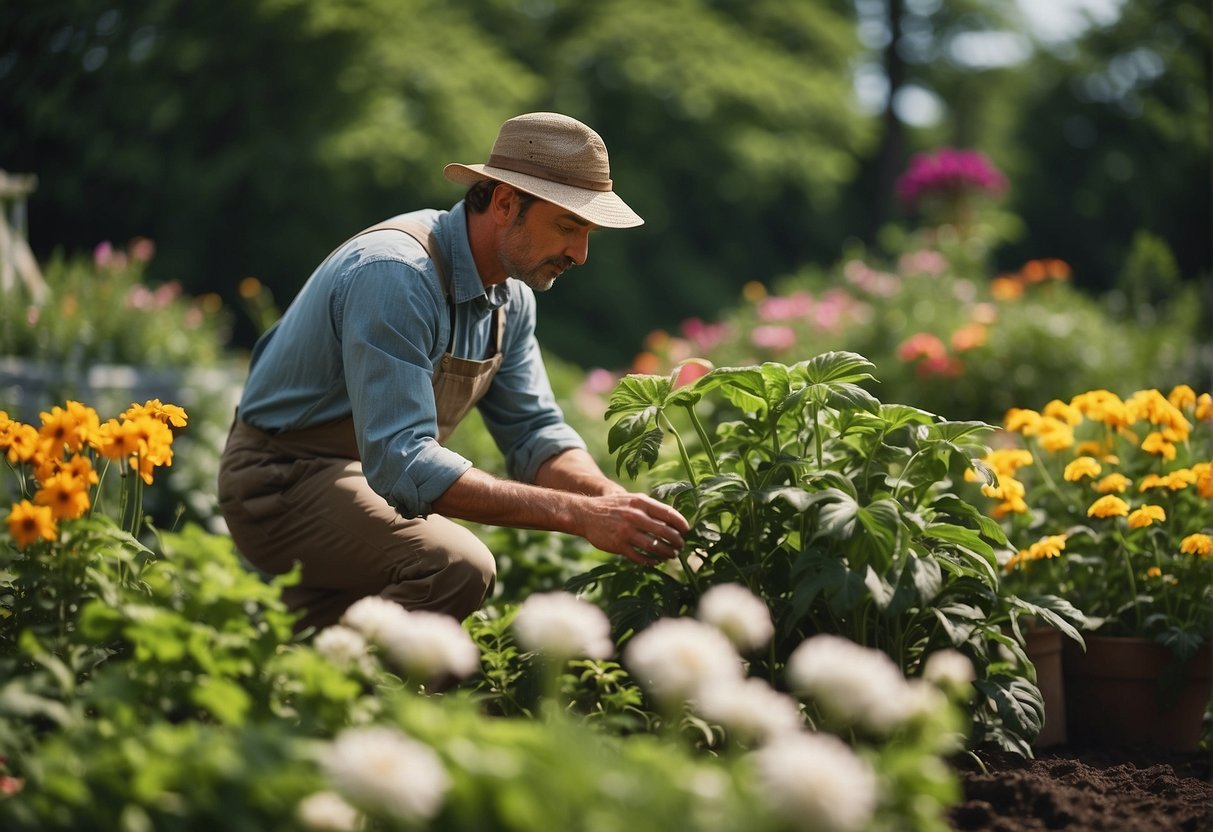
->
[0, 169, 47, 303]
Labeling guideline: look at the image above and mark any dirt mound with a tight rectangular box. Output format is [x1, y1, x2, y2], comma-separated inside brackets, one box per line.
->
[950, 745, 1212, 832]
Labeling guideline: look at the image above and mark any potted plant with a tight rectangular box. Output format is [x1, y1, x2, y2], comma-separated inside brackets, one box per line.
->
[973, 385, 1212, 750]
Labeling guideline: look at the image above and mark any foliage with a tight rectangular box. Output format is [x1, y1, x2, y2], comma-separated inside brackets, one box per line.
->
[1, 392, 969, 831]
[969, 385, 1212, 662]
[569, 352, 1073, 755]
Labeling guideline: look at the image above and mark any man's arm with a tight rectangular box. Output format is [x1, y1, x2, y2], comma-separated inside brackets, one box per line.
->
[430, 463, 689, 566]
[532, 447, 626, 496]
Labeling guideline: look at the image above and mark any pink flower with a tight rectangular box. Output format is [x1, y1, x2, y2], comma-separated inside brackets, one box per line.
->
[896, 332, 947, 362]
[93, 241, 115, 267]
[757, 291, 813, 322]
[895, 148, 1007, 208]
[581, 368, 619, 395]
[129, 236, 156, 263]
[750, 325, 797, 352]
[680, 318, 730, 352]
[918, 355, 965, 378]
[898, 250, 949, 276]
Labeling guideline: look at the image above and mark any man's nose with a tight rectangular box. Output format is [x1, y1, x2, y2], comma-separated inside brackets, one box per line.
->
[566, 232, 590, 266]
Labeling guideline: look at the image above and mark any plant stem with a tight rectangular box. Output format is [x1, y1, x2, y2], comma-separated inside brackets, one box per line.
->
[659, 411, 697, 488]
[1115, 529, 1142, 631]
[684, 405, 719, 476]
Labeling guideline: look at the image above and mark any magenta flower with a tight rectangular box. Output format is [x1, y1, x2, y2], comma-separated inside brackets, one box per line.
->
[750, 325, 797, 352]
[895, 148, 1007, 208]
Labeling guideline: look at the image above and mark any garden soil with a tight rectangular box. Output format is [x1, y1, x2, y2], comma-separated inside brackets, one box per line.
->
[949, 743, 1212, 832]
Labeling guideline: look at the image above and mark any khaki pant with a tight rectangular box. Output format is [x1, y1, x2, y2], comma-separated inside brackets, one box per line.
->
[217, 417, 495, 632]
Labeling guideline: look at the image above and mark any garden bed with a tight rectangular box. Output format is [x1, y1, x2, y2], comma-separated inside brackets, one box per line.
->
[950, 743, 1212, 831]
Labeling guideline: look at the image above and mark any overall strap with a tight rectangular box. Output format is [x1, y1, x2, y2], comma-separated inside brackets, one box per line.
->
[350, 218, 451, 300]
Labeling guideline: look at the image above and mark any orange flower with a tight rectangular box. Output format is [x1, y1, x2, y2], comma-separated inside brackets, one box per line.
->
[34, 474, 91, 520]
[95, 418, 142, 460]
[6, 500, 57, 548]
[4, 423, 41, 465]
[1094, 473, 1131, 494]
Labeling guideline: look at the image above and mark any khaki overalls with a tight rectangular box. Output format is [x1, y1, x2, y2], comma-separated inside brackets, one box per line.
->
[218, 220, 502, 632]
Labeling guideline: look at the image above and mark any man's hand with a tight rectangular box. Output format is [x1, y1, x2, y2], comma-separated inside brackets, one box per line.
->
[576, 491, 690, 566]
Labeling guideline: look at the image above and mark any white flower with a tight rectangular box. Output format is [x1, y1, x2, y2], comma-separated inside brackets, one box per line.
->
[340, 596, 410, 643]
[314, 625, 373, 674]
[322, 726, 449, 822]
[786, 634, 914, 733]
[376, 610, 481, 683]
[297, 791, 360, 831]
[922, 648, 975, 694]
[692, 677, 804, 746]
[750, 732, 879, 832]
[623, 617, 744, 705]
[696, 583, 775, 652]
[512, 591, 614, 660]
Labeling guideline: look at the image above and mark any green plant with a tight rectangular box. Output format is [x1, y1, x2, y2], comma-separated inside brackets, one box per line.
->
[973, 385, 1212, 661]
[571, 351, 1081, 755]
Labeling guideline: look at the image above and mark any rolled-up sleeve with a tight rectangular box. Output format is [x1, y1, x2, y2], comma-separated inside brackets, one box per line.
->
[477, 283, 588, 483]
[337, 258, 473, 517]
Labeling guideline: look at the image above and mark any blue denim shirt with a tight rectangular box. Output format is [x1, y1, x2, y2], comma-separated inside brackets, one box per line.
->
[237, 200, 587, 517]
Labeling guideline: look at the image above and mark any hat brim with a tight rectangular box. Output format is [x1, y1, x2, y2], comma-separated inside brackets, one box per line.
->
[443, 163, 644, 229]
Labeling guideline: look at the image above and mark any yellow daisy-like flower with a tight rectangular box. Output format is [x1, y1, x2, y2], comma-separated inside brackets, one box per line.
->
[1028, 533, 1067, 560]
[1063, 456, 1102, 482]
[1146, 566, 1162, 578]
[96, 419, 143, 460]
[1168, 385, 1197, 410]
[1042, 399, 1083, 426]
[974, 448, 1033, 479]
[1094, 473, 1131, 494]
[1072, 390, 1130, 429]
[1138, 473, 1169, 492]
[1127, 389, 1191, 438]
[124, 399, 188, 429]
[38, 405, 87, 454]
[6, 500, 58, 549]
[65, 400, 102, 448]
[1163, 469, 1196, 491]
[1088, 495, 1130, 518]
[1140, 431, 1177, 461]
[1196, 393, 1212, 421]
[1194, 462, 1211, 499]
[34, 473, 91, 521]
[1127, 504, 1166, 529]
[1004, 408, 1043, 435]
[1179, 533, 1212, 558]
[4, 423, 41, 465]
[1037, 418, 1075, 451]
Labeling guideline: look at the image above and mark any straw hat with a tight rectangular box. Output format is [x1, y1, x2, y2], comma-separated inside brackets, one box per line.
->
[443, 112, 643, 229]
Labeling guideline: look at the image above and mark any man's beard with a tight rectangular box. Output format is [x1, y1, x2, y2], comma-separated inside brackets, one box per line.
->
[498, 226, 573, 292]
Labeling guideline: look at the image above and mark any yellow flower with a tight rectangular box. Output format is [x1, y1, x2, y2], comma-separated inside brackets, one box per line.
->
[1088, 495, 1130, 518]
[1028, 534, 1067, 560]
[96, 419, 142, 460]
[1138, 473, 1169, 492]
[1146, 566, 1162, 578]
[1004, 408, 1042, 435]
[38, 405, 87, 454]
[1127, 504, 1166, 529]
[1162, 469, 1196, 491]
[34, 473, 91, 521]
[1127, 389, 1191, 438]
[4, 423, 41, 465]
[1071, 390, 1130, 429]
[1073, 440, 1108, 458]
[1042, 399, 1083, 426]
[1094, 473, 1131, 494]
[975, 448, 1034, 479]
[1196, 393, 1212, 421]
[1140, 431, 1177, 461]
[1179, 534, 1212, 558]
[1195, 462, 1211, 499]
[6, 500, 57, 549]
[124, 399, 188, 429]
[1063, 456, 1101, 482]
[1037, 418, 1075, 451]
[1168, 385, 1197, 410]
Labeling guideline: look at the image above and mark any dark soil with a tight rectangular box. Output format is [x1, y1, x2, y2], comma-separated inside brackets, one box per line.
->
[950, 743, 1213, 832]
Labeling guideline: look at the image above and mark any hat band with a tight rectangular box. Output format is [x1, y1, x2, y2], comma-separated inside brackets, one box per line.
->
[486, 154, 613, 192]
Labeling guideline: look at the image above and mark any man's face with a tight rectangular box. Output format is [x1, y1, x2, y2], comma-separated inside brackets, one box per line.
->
[497, 198, 596, 292]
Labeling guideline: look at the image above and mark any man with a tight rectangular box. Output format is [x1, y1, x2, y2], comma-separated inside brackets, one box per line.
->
[218, 112, 689, 631]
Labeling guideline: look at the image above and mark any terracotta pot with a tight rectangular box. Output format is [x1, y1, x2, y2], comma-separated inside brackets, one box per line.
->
[1024, 627, 1067, 748]
[1062, 635, 1212, 751]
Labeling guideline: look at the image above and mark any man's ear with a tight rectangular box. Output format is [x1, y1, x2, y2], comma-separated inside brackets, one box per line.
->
[489, 183, 520, 226]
